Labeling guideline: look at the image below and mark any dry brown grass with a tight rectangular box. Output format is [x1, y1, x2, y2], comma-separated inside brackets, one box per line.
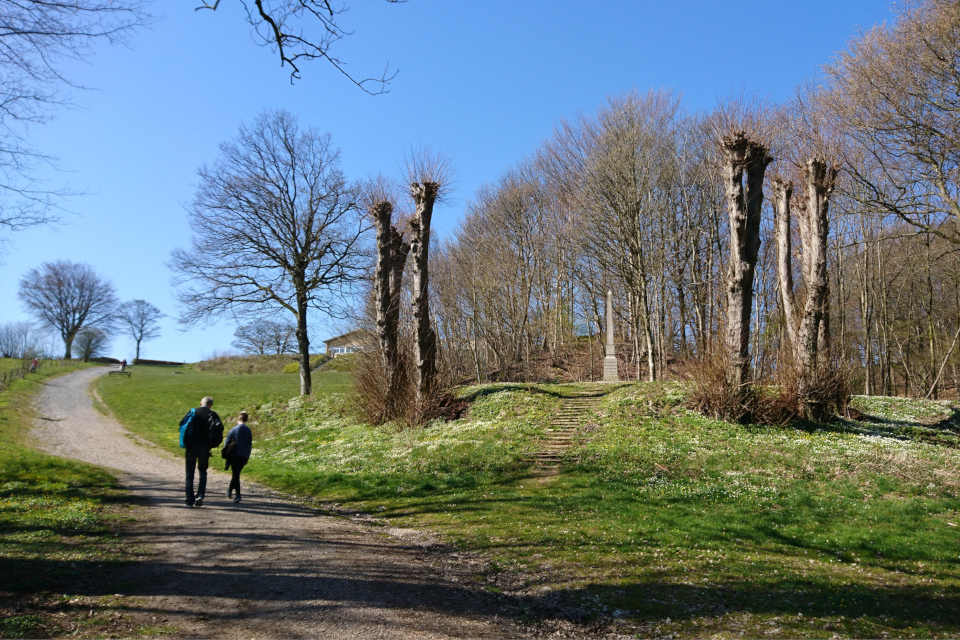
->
[689, 346, 852, 425]
[353, 340, 464, 427]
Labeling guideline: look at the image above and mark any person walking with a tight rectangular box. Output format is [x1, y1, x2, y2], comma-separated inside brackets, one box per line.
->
[179, 396, 223, 508]
[223, 411, 252, 504]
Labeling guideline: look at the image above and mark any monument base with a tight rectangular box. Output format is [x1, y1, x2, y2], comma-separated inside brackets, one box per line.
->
[602, 356, 619, 382]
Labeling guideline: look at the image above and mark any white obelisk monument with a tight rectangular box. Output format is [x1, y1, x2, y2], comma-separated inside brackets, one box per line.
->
[603, 289, 620, 381]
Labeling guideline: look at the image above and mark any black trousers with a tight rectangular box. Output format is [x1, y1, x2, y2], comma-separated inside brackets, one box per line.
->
[228, 456, 248, 496]
[185, 447, 210, 505]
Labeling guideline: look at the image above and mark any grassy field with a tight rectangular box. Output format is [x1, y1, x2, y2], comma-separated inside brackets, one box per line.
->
[96, 369, 960, 638]
[0, 362, 145, 638]
[96, 364, 350, 454]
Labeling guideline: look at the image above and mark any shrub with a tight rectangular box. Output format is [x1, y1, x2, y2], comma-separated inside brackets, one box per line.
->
[689, 345, 851, 425]
[688, 347, 759, 423]
[354, 342, 463, 427]
[759, 354, 852, 424]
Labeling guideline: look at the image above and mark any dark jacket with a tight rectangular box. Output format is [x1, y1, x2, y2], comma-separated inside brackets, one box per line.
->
[224, 423, 252, 459]
[187, 406, 223, 449]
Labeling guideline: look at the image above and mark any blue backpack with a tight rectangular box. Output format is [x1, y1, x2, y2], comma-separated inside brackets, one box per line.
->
[179, 408, 200, 448]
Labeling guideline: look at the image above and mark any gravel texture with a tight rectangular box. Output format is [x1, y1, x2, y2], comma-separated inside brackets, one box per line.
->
[30, 367, 528, 638]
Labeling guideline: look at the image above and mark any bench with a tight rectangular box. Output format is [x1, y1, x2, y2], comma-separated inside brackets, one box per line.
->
[108, 371, 132, 377]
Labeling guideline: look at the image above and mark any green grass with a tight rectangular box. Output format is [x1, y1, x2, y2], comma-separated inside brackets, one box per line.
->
[0, 361, 138, 636]
[96, 364, 351, 454]
[96, 372, 960, 638]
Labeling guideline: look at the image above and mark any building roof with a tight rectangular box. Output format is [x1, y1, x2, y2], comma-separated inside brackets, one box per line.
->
[323, 329, 365, 347]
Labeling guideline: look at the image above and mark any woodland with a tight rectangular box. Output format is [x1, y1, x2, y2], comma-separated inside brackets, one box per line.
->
[363, 0, 960, 419]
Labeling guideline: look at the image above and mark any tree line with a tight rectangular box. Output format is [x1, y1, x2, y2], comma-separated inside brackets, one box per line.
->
[427, 0, 960, 403]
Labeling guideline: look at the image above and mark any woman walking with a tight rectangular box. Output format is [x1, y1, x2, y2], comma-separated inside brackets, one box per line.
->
[223, 411, 252, 503]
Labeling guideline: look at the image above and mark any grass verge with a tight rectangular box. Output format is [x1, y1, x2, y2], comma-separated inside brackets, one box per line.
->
[98, 369, 960, 639]
[0, 363, 163, 637]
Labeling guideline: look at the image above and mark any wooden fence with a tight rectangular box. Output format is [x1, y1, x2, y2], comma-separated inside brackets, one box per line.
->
[0, 359, 73, 393]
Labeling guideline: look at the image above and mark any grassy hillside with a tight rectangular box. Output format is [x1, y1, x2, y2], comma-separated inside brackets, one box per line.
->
[96, 364, 350, 454]
[96, 371, 960, 638]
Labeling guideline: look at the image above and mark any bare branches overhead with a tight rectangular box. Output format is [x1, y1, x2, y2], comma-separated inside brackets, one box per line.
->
[0, 0, 146, 248]
[195, 0, 403, 93]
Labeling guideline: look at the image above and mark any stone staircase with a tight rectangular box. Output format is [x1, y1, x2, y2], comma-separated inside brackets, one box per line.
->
[530, 390, 606, 468]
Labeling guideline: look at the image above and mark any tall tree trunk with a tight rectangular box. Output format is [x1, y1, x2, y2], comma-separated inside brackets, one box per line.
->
[63, 331, 76, 360]
[410, 181, 439, 409]
[371, 200, 410, 416]
[372, 201, 395, 385]
[721, 133, 772, 390]
[774, 160, 838, 416]
[295, 292, 312, 396]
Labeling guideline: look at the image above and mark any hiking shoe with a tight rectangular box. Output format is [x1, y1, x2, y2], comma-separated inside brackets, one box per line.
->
[233, 495, 241, 504]
[195, 497, 203, 507]
[184, 503, 195, 508]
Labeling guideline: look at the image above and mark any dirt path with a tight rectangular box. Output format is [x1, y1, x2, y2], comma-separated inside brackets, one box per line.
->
[30, 368, 528, 638]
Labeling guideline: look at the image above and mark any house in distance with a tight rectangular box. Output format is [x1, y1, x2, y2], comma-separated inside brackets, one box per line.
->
[324, 330, 364, 358]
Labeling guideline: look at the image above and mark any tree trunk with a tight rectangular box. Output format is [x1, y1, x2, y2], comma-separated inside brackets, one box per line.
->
[410, 181, 439, 409]
[721, 133, 771, 390]
[371, 200, 408, 414]
[295, 293, 312, 396]
[774, 159, 838, 416]
[135, 339, 142, 361]
[773, 178, 798, 349]
[63, 331, 76, 360]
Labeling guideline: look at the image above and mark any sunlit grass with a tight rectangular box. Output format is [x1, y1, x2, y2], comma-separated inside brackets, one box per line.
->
[99, 373, 960, 638]
[0, 363, 128, 599]
[97, 364, 350, 454]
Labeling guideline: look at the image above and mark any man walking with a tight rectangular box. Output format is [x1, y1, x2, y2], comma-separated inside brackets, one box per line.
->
[180, 396, 223, 508]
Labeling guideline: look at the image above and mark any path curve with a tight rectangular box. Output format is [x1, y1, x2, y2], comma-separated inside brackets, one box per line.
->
[30, 367, 525, 638]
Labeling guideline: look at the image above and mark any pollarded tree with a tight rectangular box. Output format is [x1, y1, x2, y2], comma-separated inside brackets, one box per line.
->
[18, 260, 118, 358]
[366, 178, 410, 417]
[717, 129, 772, 390]
[170, 109, 367, 396]
[116, 299, 164, 361]
[406, 150, 451, 409]
[773, 158, 840, 414]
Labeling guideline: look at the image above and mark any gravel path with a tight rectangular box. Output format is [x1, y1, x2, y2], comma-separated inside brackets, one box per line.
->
[30, 367, 527, 638]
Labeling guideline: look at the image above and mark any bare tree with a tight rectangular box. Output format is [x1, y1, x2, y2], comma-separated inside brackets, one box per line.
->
[717, 128, 772, 389]
[196, 0, 403, 92]
[406, 150, 451, 408]
[18, 260, 118, 358]
[366, 178, 410, 415]
[827, 0, 960, 244]
[0, 0, 145, 248]
[774, 158, 840, 411]
[0, 321, 36, 358]
[232, 319, 296, 355]
[171, 109, 367, 395]
[116, 299, 164, 361]
[74, 327, 109, 362]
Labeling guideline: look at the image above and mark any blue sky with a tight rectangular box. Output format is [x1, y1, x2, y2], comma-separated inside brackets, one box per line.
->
[0, 1, 895, 362]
